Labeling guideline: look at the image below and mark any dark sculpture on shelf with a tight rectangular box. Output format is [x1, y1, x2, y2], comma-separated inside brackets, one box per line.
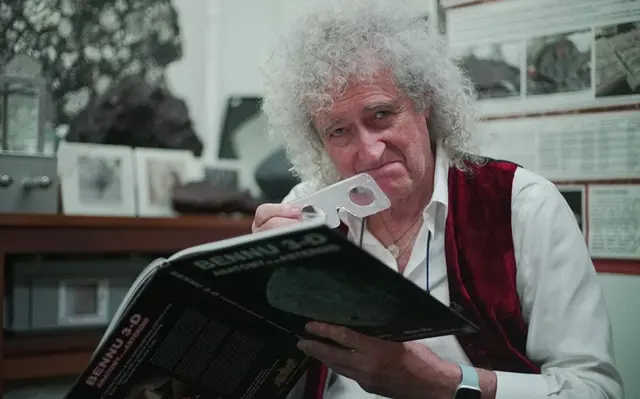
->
[254, 148, 300, 203]
[1, 0, 195, 152]
[65, 75, 203, 156]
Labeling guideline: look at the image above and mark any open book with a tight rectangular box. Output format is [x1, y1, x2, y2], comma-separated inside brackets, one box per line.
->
[63, 218, 478, 399]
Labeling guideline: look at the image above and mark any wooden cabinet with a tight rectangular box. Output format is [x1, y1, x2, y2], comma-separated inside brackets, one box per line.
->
[0, 214, 252, 395]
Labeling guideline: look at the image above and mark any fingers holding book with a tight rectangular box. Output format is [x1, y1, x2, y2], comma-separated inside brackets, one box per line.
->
[252, 203, 303, 233]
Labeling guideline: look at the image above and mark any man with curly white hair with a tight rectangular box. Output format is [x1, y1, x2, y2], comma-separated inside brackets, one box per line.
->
[252, 1, 623, 398]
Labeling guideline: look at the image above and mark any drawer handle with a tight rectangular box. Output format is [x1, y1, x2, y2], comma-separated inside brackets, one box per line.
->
[22, 175, 53, 190]
[0, 174, 12, 188]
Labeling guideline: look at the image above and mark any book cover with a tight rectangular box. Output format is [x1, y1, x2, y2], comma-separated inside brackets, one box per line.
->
[64, 223, 477, 399]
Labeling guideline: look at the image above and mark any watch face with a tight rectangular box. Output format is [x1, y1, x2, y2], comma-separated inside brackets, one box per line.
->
[454, 387, 482, 399]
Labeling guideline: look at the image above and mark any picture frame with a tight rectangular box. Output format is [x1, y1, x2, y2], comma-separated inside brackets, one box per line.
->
[557, 184, 587, 235]
[57, 141, 137, 216]
[134, 147, 203, 217]
[57, 278, 110, 327]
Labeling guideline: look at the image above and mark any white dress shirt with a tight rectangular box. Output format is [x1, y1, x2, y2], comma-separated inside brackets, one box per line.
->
[282, 149, 623, 399]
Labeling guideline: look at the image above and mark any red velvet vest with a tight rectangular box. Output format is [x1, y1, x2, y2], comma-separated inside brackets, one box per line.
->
[303, 159, 541, 399]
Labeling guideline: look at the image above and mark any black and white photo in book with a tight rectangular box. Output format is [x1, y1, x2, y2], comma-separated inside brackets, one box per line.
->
[57, 142, 137, 216]
[595, 21, 640, 98]
[453, 41, 522, 100]
[557, 185, 586, 234]
[57, 279, 110, 327]
[525, 30, 592, 96]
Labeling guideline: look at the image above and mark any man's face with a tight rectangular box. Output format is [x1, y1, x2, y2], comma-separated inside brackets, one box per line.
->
[313, 75, 433, 201]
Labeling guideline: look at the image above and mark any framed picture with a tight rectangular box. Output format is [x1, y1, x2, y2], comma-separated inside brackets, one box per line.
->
[57, 141, 137, 216]
[557, 184, 586, 235]
[216, 96, 286, 198]
[57, 278, 110, 327]
[204, 159, 242, 191]
[134, 147, 202, 217]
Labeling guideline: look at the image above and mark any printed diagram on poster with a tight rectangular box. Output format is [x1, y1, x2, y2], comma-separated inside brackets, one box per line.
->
[557, 185, 586, 234]
[447, 0, 640, 116]
[595, 22, 640, 98]
[474, 110, 640, 181]
[57, 279, 110, 326]
[588, 185, 640, 260]
[452, 41, 522, 100]
[525, 30, 591, 97]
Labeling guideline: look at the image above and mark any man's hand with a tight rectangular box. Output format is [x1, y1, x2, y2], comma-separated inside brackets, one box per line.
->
[252, 203, 302, 233]
[297, 321, 462, 399]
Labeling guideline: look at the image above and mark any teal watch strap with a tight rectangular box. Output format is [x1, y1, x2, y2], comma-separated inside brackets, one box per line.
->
[459, 364, 480, 389]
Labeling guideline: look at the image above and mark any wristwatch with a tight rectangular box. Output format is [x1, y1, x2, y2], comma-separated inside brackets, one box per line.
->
[453, 364, 482, 399]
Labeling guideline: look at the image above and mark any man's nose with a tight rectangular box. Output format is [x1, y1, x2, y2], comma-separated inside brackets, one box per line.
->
[356, 128, 385, 165]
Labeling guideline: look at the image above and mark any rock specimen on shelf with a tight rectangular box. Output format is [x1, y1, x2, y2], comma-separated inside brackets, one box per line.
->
[1, 0, 199, 153]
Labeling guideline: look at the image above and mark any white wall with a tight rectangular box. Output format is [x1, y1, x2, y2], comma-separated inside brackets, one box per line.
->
[164, 0, 221, 161]
[598, 274, 640, 399]
[167, 0, 286, 162]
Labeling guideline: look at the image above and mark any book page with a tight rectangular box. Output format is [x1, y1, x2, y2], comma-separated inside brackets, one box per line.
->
[588, 184, 640, 259]
[475, 110, 640, 181]
[66, 270, 308, 399]
[447, 0, 640, 116]
[169, 218, 326, 261]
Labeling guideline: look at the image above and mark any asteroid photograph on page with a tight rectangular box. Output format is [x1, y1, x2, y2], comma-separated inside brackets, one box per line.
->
[266, 265, 400, 327]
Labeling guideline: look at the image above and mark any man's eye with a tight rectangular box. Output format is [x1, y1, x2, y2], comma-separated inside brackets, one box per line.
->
[374, 111, 389, 119]
[330, 128, 346, 137]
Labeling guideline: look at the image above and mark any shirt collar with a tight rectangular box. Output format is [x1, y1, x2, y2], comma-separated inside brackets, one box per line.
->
[424, 144, 450, 238]
[430, 144, 450, 210]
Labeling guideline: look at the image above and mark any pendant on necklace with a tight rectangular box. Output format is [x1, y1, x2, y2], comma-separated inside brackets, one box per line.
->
[388, 244, 400, 258]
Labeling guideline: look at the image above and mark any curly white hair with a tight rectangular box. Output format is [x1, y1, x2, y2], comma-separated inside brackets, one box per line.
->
[260, 0, 480, 188]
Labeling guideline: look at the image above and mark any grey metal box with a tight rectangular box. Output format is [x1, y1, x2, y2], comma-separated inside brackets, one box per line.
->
[4, 254, 151, 332]
[0, 152, 59, 214]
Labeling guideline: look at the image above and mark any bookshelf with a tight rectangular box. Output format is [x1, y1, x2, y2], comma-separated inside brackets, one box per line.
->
[0, 214, 253, 394]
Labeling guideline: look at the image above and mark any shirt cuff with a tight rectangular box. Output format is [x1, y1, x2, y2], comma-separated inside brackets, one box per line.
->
[495, 371, 549, 399]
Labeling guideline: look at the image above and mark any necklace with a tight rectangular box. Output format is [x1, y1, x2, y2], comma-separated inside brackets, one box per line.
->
[378, 214, 423, 259]
[387, 230, 420, 258]
[387, 243, 401, 258]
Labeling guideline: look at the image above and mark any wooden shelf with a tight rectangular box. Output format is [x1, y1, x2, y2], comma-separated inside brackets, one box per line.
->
[593, 259, 640, 276]
[4, 332, 103, 357]
[0, 213, 253, 229]
[4, 351, 93, 382]
[0, 214, 254, 254]
[3, 333, 102, 382]
[0, 214, 255, 387]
